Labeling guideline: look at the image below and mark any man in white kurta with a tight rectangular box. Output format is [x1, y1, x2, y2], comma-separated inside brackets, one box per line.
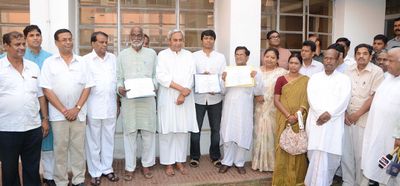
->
[219, 46, 264, 175]
[40, 29, 93, 186]
[342, 44, 384, 186]
[117, 26, 157, 180]
[361, 47, 400, 186]
[305, 49, 351, 186]
[84, 32, 118, 184]
[156, 29, 198, 176]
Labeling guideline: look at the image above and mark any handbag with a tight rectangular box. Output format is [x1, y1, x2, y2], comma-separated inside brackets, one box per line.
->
[279, 110, 308, 155]
[386, 147, 400, 177]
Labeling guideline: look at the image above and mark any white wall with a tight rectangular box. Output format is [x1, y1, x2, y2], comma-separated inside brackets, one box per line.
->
[215, 0, 261, 67]
[333, 0, 386, 58]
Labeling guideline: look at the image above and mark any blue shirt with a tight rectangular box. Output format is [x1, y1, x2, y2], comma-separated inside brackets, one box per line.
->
[24, 47, 53, 151]
[24, 48, 52, 69]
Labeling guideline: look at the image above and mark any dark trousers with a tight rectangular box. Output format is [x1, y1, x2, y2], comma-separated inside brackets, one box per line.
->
[0, 127, 42, 186]
[190, 101, 222, 161]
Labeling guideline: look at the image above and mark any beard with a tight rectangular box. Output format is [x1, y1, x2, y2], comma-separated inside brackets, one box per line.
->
[131, 40, 144, 48]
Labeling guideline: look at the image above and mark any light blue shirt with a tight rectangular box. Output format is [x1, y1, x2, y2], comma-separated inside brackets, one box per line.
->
[0, 53, 6, 59]
[24, 48, 52, 69]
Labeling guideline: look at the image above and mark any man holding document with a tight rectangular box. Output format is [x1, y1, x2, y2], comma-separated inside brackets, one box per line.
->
[156, 29, 199, 176]
[190, 30, 226, 168]
[117, 26, 158, 180]
[219, 46, 264, 174]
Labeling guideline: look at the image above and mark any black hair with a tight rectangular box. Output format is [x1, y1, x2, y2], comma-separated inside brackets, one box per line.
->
[23, 25, 41, 37]
[328, 43, 345, 54]
[54, 29, 72, 41]
[3, 31, 24, 45]
[90, 31, 109, 43]
[235, 46, 250, 56]
[266, 30, 279, 40]
[302, 40, 316, 52]
[288, 52, 303, 65]
[201, 30, 216, 40]
[354, 43, 373, 56]
[373, 34, 388, 45]
[263, 47, 279, 60]
[335, 37, 351, 47]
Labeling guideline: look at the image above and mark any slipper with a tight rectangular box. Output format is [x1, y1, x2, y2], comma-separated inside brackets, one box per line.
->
[165, 165, 175, 177]
[212, 160, 222, 168]
[176, 163, 188, 175]
[123, 171, 134, 181]
[189, 159, 199, 168]
[103, 172, 119, 182]
[90, 177, 101, 186]
[142, 167, 153, 179]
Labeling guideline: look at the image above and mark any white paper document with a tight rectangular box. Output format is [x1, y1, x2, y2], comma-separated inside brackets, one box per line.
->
[224, 66, 255, 87]
[194, 74, 221, 94]
[124, 78, 156, 99]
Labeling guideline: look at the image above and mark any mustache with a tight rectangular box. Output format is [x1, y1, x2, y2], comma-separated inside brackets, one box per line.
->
[395, 29, 400, 32]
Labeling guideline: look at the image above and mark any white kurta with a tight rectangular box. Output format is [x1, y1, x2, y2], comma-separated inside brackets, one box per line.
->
[306, 70, 351, 155]
[156, 48, 198, 134]
[220, 68, 264, 150]
[361, 74, 400, 184]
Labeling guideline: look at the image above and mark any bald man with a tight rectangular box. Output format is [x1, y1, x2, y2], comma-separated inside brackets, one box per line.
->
[361, 47, 400, 186]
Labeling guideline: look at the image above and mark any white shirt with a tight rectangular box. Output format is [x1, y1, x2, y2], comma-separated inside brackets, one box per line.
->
[306, 70, 351, 155]
[40, 53, 94, 122]
[193, 50, 226, 105]
[156, 48, 199, 134]
[299, 59, 324, 77]
[84, 50, 117, 119]
[0, 57, 42, 131]
[344, 55, 356, 66]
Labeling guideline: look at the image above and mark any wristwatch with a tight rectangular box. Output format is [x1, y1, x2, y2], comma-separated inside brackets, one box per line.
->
[75, 105, 81, 110]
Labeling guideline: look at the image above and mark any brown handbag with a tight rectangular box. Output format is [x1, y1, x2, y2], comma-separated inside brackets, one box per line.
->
[279, 110, 308, 155]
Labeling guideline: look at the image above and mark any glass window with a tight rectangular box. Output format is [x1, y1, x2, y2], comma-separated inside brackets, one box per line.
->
[78, 0, 214, 55]
[0, 0, 29, 54]
[280, 0, 304, 14]
[280, 16, 303, 31]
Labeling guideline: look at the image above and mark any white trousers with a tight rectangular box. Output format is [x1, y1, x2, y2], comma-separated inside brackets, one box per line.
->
[52, 120, 86, 186]
[342, 124, 367, 186]
[159, 133, 188, 165]
[123, 130, 156, 171]
[305, 150, 341, 186]
[85, 117, 116, 177]
[221, 142, 247, 167]
[41, 151, 54, 179]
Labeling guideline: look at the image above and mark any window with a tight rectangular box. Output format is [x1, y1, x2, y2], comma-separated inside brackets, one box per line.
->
[261, 0, 333, 52]
[78, 0, 214, 55]
[0, 0, 30, 54]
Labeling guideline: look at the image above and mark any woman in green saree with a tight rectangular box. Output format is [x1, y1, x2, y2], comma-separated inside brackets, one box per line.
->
[272, 53, 309, 186]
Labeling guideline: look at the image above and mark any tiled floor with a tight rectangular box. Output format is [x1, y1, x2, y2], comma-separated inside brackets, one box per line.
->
[1, 156, 272, 186]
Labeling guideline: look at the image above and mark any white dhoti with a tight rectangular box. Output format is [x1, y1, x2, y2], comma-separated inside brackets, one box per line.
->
[221, 141, 247, 167]
[305, 150, 341, 186]
[159, 133, 188, 165]
[341, 124, 367, 186]
[123, 130, 156, 171]
[41, 151, 55, 179]
[85, 117, 116, 177]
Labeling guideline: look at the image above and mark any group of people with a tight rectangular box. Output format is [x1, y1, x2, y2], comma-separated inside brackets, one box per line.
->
[0, 17, 400, 186]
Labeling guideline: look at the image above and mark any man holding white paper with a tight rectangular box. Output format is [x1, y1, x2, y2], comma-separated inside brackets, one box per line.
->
[156, 29, 199, 176]
[219, 46, 264, 174]
[117, 26, 157, 180]
[190, 30, 226, 168]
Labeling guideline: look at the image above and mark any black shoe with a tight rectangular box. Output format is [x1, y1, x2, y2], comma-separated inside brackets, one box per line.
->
[43, 178, 56, 186]
[72, 183, 85, 186]
[368, 180, 379, 186]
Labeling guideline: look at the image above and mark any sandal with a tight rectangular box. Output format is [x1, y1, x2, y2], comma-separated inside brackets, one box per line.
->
[165, 165, 175, 177]
[90, 177, 101, 186]
[103, 172, 119, 182]
[142, 167, 153, 179]
[212, 160, 222, 168]
[123, 171, 133, 181]
[189, 159, 199, 168]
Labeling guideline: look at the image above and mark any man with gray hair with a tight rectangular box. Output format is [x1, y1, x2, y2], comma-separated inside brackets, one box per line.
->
[156, 29, 199, 176]
[117, 26, 158, 180]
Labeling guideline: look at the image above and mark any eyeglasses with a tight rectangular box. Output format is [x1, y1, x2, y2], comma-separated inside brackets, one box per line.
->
[269, 35, 280, 39]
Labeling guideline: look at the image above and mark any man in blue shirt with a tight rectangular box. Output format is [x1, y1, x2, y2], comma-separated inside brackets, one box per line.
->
[23, 25, 54, 186]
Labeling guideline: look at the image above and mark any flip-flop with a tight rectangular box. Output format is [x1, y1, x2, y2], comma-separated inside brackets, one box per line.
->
[212, 160, 222, 167]
[103, 172, 119, 182]
[165, 165, 175, 177]
[90, 177, 101, 186]
[142, 167, 153, 179]
[123, 171, 134, 181]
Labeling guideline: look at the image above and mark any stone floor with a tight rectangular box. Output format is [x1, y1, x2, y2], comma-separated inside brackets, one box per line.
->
[0, 156, 272, 186]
